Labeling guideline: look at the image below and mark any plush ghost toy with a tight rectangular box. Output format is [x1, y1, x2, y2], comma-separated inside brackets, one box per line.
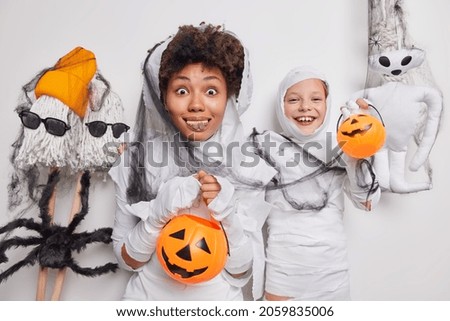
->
[349, 0, 443, 193]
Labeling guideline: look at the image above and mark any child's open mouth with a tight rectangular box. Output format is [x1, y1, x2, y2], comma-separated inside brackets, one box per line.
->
[295, 116, 316, 125]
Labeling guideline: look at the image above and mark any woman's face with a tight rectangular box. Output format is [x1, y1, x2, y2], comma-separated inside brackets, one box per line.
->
[165, 63, 228, 141]
[283, 78, 327, 135]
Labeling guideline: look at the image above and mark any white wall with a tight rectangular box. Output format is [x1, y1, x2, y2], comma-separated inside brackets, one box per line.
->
[0, 0, 449, 300]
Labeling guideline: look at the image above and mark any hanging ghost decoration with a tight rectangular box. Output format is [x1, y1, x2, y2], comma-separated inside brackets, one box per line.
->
[349, 0, 443, 193]
[2, 46, 127, 300]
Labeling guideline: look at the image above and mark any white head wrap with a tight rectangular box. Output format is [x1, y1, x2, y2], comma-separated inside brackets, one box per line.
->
[138, 26, 254, 172]
[275, 66, 332, 144]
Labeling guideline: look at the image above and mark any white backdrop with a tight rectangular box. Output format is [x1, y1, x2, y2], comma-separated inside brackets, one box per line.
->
[0, 0, 449, 300]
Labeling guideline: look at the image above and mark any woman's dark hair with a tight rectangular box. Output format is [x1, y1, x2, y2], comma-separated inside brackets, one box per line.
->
[125, 24, 249, 204]
[159, 24, 244, 101]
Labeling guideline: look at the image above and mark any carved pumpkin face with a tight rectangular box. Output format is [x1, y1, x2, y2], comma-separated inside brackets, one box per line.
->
[156, 214, 228, 284]
[337, 113, 386, 158]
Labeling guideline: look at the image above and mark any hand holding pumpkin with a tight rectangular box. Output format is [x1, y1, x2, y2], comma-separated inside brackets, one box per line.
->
[119, 176, 202, 270]
[344, 98, 370, 114]
[355, 98, 369, 110]
[154, 172, 231, 284]
[196, 170, 221, 205]
[337, 100, 386, 159]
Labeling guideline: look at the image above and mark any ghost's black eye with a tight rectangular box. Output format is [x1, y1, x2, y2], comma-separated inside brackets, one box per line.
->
[401, 56, 412, 66]
[379, 56, 391, 67]
[196, 237, 211, 254]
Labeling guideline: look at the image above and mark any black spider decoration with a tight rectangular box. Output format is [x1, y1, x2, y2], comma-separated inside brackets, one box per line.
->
[0, 170, 118, 283]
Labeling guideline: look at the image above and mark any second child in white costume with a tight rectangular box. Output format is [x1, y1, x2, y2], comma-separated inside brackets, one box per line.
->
[109, 24, 275, 301]
[251, 66, 381, 300]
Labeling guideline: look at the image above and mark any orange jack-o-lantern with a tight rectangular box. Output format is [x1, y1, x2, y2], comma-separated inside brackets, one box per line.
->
[156, 214, 228, 284]
[337, 113, 386, 158]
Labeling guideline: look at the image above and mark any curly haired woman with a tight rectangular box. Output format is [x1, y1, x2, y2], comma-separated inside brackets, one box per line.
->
[109, 24, 275, 300]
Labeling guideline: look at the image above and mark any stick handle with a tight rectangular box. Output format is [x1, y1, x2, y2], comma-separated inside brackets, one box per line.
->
[36, 267, 49, 301]
[51, 268, 67, 301]
[67, 172, 83, 222]
[35, 168, 58, 301]
[50, 172, 83, 301]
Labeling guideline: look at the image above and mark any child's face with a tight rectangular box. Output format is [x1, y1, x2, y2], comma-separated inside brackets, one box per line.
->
[283, 78, 327, 135]
[165, 63, 228, 141]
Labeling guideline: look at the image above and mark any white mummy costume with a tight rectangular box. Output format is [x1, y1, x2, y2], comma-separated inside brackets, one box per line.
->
[251, 66, 381, 300]
[109, 27, 275, 300]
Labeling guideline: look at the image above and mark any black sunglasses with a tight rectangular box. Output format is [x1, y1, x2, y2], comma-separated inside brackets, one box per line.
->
[85, 121, 130, 139]
[18, 110, 71, 137]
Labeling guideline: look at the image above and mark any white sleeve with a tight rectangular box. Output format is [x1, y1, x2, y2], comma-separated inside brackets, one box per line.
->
[109, 160, 201, 270]
[209, 175, 273, 299]
[208, 176, 252, 275]
[109, 161, 145, 271]
[237, 186, 272, 300]
[343, 155, 381, 211]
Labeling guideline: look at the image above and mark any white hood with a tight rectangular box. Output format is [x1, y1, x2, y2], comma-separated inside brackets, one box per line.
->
[276, 66, 332, 144]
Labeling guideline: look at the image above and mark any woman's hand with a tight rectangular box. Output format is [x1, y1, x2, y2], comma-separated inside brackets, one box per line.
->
[196, 170, 221, 205]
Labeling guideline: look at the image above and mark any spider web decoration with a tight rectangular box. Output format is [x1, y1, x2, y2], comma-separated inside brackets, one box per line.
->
[249, 129, 378, 211]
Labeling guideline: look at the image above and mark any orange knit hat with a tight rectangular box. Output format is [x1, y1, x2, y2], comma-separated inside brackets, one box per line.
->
[35, 47, 97, 118]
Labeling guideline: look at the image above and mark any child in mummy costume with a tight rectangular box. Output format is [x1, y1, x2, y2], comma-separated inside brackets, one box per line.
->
[109, 24, 275, 300]
[250, 66, 381, 300]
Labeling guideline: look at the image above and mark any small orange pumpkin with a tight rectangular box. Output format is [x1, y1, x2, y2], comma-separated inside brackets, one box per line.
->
[156, 214, 228, 284]
[337, 113, 386, 158]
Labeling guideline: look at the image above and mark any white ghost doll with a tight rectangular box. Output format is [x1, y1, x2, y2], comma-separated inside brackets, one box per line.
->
[349, 0, 443, 193]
